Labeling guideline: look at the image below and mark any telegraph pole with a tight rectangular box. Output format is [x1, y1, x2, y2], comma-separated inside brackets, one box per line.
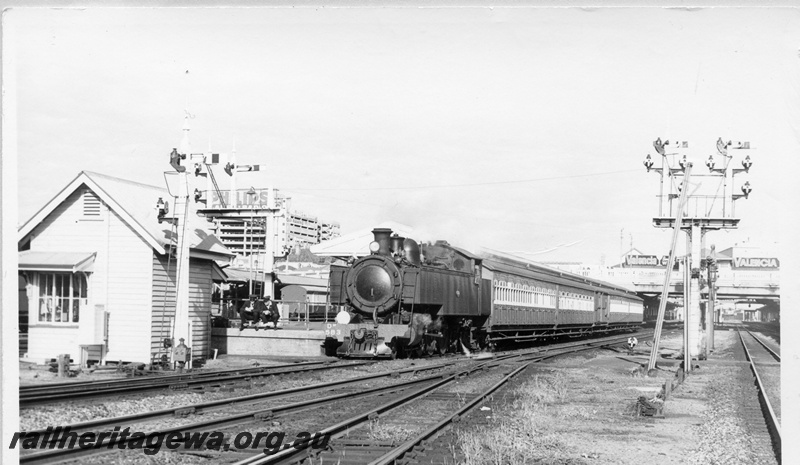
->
[644, 138, 753, 371]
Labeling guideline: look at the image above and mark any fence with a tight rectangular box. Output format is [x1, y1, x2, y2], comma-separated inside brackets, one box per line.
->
[213, 298, 340, 325]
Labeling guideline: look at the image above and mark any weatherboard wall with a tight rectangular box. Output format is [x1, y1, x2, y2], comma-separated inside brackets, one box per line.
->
[152, 254, 213, 361]
[22, 186, 153, 363]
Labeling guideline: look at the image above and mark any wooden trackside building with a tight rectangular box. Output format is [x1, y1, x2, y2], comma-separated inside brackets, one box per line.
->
[18, 171, 233, 365]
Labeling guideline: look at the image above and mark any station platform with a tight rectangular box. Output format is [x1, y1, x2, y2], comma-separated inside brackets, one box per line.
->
[210, 321, 335, 358]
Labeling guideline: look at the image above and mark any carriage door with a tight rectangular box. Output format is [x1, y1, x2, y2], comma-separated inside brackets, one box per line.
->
[595, 292, 608, 324]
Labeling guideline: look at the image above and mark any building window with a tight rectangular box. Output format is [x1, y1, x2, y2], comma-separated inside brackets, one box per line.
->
[37, 273, 87, 323]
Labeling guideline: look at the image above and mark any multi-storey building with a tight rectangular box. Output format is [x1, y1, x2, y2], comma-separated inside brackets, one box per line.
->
[320, 222, 341, 242]
[286, 210, 323, 249]
[202, 188, 340, 257]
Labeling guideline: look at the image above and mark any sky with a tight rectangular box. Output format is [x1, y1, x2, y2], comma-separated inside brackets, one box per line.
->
[3, 4, 800, 457]
[6, 6, 800, 266]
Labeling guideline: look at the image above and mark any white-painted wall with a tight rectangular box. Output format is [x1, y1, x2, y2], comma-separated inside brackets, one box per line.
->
[24, 187, 153, 363]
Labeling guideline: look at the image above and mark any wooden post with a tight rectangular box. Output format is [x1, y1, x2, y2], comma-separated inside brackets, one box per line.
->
[648, 164, 693, 371]
[57, 354, 70, 378]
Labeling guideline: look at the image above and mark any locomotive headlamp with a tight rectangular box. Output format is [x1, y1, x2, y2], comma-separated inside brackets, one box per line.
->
[369, 241, 380, 254]
[335, 310, 351, 325]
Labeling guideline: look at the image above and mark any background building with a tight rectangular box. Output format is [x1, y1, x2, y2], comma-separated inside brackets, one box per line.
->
[542, 244, 780, 322]
[204, 188, 340, 256]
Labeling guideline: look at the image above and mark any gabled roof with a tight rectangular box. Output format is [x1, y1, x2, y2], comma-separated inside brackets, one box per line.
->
[19, 171, 233, 258]
[310, 221, 415, 257]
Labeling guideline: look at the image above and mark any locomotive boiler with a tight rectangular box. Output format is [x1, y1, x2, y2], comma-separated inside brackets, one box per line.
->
[324, 227, 643, 358]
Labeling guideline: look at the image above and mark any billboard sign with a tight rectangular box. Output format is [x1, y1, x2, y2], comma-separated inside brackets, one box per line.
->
[209, 189, 277, 209]
[625, 255, 669, 267]
[732, 257, 780, 269]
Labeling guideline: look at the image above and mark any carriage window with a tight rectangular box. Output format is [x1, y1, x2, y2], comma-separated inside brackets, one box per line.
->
[37, 272, 86, 323]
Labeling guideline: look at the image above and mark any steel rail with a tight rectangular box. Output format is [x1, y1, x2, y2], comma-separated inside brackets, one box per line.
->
[746, 330, 780, 362]
[20, 360, 328, 393]
[369, 335, 639, 465]
[372, 361, 530, 465]
[19, 369, 452, 465]
[18, 336, 640, 465]
[738, 330, 781, 460]
[20, 361, 368, 406]
[230, 359, 504, 465]
[231, 335, 635, 465]
[20, 360, 459, 439]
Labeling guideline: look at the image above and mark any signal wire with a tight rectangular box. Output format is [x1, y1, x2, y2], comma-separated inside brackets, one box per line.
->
[283, 168, 640, 192]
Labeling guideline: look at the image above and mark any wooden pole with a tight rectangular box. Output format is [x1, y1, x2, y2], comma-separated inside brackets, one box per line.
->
[648, 164, 693, 371]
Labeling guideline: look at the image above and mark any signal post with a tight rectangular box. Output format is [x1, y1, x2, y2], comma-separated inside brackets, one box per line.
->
[161, 113, 282, 365]
[645, 138, 753, 371]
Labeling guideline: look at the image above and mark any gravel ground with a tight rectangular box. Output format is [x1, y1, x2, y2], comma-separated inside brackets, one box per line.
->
[18, 356, 303, 386]
[63, 382, 440, 465]
[19, 357, 456, 432]
[20, 332, 780, 464]
[449, 329, 780, 464]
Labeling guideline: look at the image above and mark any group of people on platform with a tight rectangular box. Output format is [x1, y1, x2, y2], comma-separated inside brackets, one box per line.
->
[239, 294, 280, 331]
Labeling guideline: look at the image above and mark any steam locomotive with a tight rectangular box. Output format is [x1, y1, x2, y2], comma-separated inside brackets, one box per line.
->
[324, 228, 643, 358]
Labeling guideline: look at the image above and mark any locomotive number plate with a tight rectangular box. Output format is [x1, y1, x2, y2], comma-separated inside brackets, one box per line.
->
[324, 329, 342, 337]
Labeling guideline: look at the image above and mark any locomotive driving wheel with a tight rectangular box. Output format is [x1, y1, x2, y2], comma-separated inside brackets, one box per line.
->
[425, 338, 437, 356]
[424, 335, 448, 356]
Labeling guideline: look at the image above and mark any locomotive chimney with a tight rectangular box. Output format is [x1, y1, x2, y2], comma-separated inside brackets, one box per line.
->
[372, 228, 393, 256]
[390, 234, 405, 256]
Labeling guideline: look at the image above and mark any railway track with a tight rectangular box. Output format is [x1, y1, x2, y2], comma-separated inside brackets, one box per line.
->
[228, 334, 637, 465]
[19, 334, 642, 464]
[18, 360, 459, 465]
[737, 330, 781, 463]
[19, 360, 369, 406]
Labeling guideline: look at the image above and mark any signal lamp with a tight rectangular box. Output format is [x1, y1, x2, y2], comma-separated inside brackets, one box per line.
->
[643, 154, 654, 172]
[678, 154, 688, 170]
[741, 181, 752, 198]
[742, 155, 752, 171]
[706, 155, 715, 171]
[156, 197, 169, 223]
[169, 148, 186, 173]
